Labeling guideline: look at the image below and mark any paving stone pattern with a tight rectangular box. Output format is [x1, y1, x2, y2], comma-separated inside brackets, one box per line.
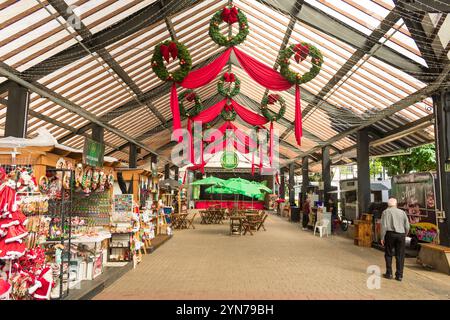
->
[94, 215, 450, 300]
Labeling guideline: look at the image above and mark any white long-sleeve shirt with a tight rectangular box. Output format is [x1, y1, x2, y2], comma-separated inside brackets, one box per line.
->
[381, 207, 410, 240]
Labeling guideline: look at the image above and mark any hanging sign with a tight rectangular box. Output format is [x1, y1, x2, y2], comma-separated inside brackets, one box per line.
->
[83, 138, 105, 168]
[221, 151, 238, 169]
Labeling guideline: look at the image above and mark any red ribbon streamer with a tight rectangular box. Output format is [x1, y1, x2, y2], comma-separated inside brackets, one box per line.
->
[295, 85, 303, 145]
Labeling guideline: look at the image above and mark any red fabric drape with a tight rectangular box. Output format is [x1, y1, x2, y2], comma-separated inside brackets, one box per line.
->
[170, 83, 182, 136]
[230, 100, 268, 126]
[191, 99, 227, 123]
[181, 48, 232, 88]
[233, 47, 292, 90]
[295, 85, 303, 145]
[217, 121, 258, 149]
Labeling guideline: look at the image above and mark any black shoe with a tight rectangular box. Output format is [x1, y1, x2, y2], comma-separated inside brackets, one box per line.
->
[383, 273, 393, 279]
[395, 276, 402, 281]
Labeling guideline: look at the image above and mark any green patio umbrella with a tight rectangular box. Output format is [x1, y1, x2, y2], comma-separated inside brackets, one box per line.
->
[220, 178, 262, 198]
[250, 181, 272, 193]
[190, 176, 225, 186]
[205, 185, 235, 194]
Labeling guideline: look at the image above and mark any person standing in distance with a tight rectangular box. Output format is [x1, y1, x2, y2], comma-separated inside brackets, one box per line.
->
[380, 198, 410, 281]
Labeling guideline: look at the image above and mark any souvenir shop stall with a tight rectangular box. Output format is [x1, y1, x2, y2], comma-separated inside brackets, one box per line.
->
[0, 132, 150, 299]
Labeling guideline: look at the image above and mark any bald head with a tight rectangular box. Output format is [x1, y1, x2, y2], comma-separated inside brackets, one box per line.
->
[388, 198, 397, 208]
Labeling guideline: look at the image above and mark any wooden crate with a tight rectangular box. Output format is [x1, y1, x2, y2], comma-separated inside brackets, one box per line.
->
[354, 220, 373, 247]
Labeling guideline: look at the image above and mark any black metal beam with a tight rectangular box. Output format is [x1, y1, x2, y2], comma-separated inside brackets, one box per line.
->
[357, 128, 370, 217]
[256, 0, 428, 82]
[301, 9, 401, 118]
[46, 0, 166, 124]
[401, 1, 450, 13]
[91, 124, 104, 145]
[301, 156, 309, 207]
[288, 162, 296, 206]
[5, 82, 29, 138]
[433, 89, 450, 245]
[322, 145, 331, 209]
[129, 143, 138, 169]
[10, 0, 201, 82]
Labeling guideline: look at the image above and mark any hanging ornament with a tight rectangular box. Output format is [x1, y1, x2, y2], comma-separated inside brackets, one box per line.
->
[209, 6, 249, 47]
[221, 103, 237, 121]
[278, 42, 323, 84]
[221, 151, 239, 170]
[260, 93, 286, 121]
[217, 72, 240, 98]
[178, 89, 203, 117]
[151, 40, 192, 82]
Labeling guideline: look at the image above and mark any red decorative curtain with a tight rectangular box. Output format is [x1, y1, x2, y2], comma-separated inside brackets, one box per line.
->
[233, 47, 292, 90]
[191, 99, 227, 123]
[230, 99, 268, 126]
[181, 48, 232, 88]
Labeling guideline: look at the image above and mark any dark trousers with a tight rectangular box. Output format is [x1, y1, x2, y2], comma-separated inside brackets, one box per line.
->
[302, 211, 309, 228]
[384, 231, 406, 277]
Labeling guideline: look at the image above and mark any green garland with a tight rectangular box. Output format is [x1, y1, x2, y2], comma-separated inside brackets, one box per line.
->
[151, 40, 192, 82]
[261, 94, 286, 121]
[221, 105, 236, 121]
[279, 43, 323, 85]
[178, 90, 202, 117]
[209, 7, 249, 47]
[217, 74, 240, 98]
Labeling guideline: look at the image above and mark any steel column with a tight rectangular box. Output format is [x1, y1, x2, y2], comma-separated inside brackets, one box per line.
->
[434, 90, 450, 246]
[322, 145, 331, 210]
[91, 124, 104, 145]
[5, 82, 29, 138]
[357, 129, 371, 217]
[289, 163, 296, 206]
[301, 156, 309, 207]
[129, 144, 138, 169]
[164, 163, 170, 180]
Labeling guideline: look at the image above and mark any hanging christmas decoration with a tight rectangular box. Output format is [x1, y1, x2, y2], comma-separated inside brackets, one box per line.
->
[151, 40, 192, 82]
[218, 72, 240, 98]
[178, 89, 203, 117]
[278, 42, 323, 84]
[209, 6, 249, 47]
[261, 93, 286, 121]
[221, 103, 237, 121]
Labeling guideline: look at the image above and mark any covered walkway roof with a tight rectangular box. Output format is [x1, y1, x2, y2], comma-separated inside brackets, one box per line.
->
[1, 0, 449, 172]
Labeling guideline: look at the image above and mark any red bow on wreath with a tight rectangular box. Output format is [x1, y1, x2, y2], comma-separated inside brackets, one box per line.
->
[267, 94, 279, 104]
[223, 72, 236, 82]
[184, 92, 196, 102]
[294, 44, 309, 63]
[224, 104, 233, 112]
[160, 42, 178, 63]
[222, 6, 238, 24]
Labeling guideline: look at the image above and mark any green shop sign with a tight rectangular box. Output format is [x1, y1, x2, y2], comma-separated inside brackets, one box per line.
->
[83, 138, 105, 168]
[221, 151, 238, 170]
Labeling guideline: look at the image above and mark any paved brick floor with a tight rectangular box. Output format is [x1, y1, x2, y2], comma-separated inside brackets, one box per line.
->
[94, 214, 450, 300]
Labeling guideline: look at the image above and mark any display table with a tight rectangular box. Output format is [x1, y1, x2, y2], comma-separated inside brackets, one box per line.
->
[195, 200, 264, 210]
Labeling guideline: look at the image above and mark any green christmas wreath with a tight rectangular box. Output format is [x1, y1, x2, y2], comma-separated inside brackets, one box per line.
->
[151, 40, 192, 82]
[261, 94, 286, 121]
[217, 72, 240, 98]
[178, 90, 202, 117]
[209, 6, 249, 47]
[279, 42, 323, 85]
[221, 104, 236, 121]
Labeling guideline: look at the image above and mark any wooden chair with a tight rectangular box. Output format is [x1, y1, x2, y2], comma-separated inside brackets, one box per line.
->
[257, 213, 268, 231]
[242, 216, 259, 235]
[186, 213, 197, 229]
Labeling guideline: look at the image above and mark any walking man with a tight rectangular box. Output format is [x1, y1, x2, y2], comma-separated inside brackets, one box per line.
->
[380, 198, 410, 281]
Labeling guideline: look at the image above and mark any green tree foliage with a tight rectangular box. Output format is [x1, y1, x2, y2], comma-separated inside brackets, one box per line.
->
[370, 159, 383, 178]
[378, 144, 436, 176]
